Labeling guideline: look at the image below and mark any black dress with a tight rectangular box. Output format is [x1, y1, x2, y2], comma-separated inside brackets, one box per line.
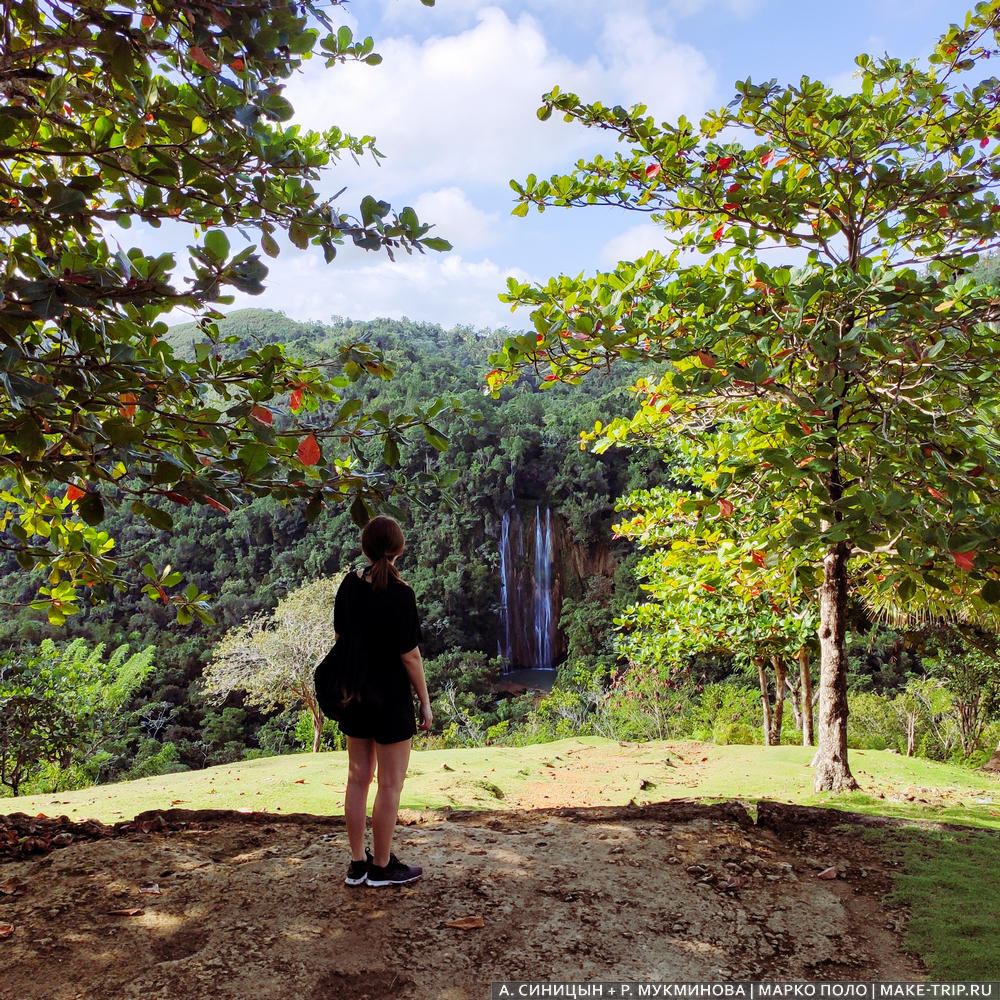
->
[333, 568, 422, 745]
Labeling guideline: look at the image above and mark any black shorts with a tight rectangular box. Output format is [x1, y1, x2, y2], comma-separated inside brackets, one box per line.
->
[337, 702, 416, 745]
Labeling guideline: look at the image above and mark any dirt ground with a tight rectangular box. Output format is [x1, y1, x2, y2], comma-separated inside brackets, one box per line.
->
[0, 799, 924, 999]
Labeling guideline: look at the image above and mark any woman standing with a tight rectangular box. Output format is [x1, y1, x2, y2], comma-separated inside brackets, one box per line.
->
[334, 515, 433, 887]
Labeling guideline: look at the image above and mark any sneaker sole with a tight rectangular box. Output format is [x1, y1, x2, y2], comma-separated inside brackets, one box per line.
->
[344, 875, 367, 886]
[365, 873, 421, 887]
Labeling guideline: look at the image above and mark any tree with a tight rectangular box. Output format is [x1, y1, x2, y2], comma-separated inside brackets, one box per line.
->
[0, 0, 449, 622]
[492, 4, 1000, 790]
[609, 422, 819, 746]
[202, 575, 340, 752]
[0, 638, 155, 793]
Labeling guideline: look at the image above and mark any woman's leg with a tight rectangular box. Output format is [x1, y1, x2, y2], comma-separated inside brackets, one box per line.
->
[345, 736, 376, 861]
[371, 738, 412, 867]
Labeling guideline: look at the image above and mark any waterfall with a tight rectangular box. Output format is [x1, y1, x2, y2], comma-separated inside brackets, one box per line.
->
[533, 506, 554, 669]
[498, 509, 513, 661]
[498, 505, 556, 670]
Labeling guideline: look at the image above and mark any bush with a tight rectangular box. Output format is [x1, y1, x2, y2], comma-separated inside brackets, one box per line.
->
[848, 691, 902, 751]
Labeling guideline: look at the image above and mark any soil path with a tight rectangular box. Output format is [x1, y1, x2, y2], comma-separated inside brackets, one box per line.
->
[0, 801, 923, 999]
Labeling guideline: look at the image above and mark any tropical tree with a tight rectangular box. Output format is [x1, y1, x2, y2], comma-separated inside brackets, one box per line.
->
[202, 575, 341, 752]
[491, 4, 1000, 789]
[609, 414, 819, 745]
[0, 0, 449, 622]
[0, 638, 155, 794]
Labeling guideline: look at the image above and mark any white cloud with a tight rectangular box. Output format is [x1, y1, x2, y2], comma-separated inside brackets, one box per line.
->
[413, 186, 498, 249]
[667, 0, 761, 16]
[599, 222, 670, 266]
[284, 6, 716, 198]
[227, 248, 532, 330]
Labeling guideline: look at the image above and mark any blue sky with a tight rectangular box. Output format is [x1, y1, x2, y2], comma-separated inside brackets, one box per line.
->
[207, 0, 974, 330]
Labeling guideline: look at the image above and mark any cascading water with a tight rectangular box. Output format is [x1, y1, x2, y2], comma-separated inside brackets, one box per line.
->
[498, 505, 556, 670]
[533, 506, 554, 668]
[498, 508, 515, 662]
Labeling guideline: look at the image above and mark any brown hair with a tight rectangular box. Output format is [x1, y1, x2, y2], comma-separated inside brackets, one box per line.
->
[361, 515, 405, 590]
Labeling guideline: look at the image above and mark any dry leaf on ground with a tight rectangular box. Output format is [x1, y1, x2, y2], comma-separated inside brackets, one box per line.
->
[444, 916, 485, 930]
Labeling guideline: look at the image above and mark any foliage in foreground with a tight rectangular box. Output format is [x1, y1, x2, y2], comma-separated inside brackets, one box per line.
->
[0, 0, 449, 622]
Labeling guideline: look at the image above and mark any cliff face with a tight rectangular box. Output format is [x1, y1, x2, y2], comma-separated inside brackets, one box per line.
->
[498, 506, 616, 669]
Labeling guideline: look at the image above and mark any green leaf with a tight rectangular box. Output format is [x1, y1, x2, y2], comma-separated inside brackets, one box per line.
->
[204, 230, 230, 261]
[350, 495, 372, 527]
[238, 442, 269, 477]
[420, 236, 451, 252]
[77, 492, 105, 526]
[262, 95, 295, 122]
[981, 579, 1000, 604]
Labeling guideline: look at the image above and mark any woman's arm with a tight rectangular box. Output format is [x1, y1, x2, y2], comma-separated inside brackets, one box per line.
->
[400, 646, 433, 731]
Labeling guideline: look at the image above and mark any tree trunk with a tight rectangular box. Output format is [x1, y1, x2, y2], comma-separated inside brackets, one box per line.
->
[756, 656, 773, 746]
[308, 698, 324, 753]
[799, 647, 814, 747]
[812, 542, 859, 791]
[769, 655, 787, 746]
[906, 712, 916, 757]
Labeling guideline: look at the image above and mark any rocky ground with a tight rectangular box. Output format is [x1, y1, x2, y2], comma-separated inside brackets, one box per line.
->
[0, 800, 923, 999]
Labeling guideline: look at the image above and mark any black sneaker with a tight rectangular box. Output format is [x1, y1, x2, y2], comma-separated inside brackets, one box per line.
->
[365, 853, 422, 887]
[345, 849, 373, 887]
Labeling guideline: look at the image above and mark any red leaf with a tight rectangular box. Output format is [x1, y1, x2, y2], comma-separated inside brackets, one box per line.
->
[141, 14, 156, 29]
[727, 183, 742, 193]
[229, 57, 246, 72]
[570, 332, 589, 341]
[536, 334, 544, 343]
[752, 550, 766, 568]
[294, 778, 306, 784]
[723, 202, 738, 211]
[712, 226, 723, 240]
[66, 484, 85, 502]
[718, 498, 734, 516]
[937, 206, 949, 218]
[543, 374, 559, 381]
[927, 487, 945, 500]
[716, 156, 733, 171]
[697, 350, 716, 368]
[204, 497, 231, 514]
[701, 584, 716, 592]
[952, 551, 975, 571]
[290, 388, 303, 412]
[982, 137, 990, 148]
[165, 491, 191, 505]
[108, 908, 144, 917]
[645, 162, 661, 179]
[189, 46, 219, 72]
[249, 405, 272, 425]
[760, 151, 773, 167]
[119, 392, 137, 419]
[298, 434, 321, 466]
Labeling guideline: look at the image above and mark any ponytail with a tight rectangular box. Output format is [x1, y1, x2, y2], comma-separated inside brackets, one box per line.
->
[361, 516, 406, 590]
[367, 554, 401, 591]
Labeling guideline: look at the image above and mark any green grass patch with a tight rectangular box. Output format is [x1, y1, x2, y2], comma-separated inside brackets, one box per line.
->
[3, 738, 997, 829]
[868, 826, 1000, 979]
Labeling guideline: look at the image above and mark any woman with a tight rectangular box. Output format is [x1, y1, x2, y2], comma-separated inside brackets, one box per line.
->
[334, 515, 433, 887]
